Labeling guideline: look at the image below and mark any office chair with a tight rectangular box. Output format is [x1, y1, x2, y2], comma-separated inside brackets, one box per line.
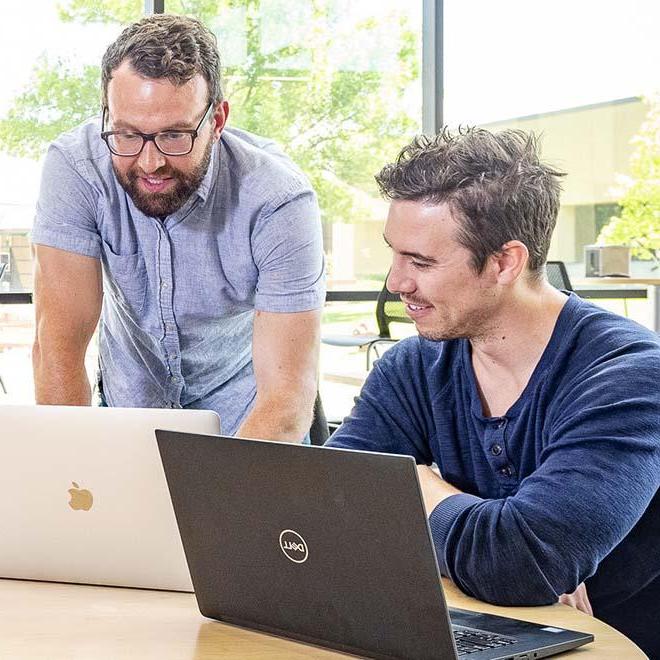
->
[322, 276, 412, 370]
[365, 285, 411, 368]
[545, 261, 573, 291]
[309, 390, 330, 446]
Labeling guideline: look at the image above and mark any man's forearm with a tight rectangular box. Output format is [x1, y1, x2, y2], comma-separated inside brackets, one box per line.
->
[32, 343, 92, 405]
[417, 464, 463, 515]
[236, 395, 313, 443]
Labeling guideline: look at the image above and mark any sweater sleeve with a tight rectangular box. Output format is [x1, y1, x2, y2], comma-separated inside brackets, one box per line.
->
[325, 339, 434, 464]
[430, 340, 660, 606]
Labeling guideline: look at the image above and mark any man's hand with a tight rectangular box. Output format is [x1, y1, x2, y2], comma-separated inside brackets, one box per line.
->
[558, 582, 593, 616]
[416, 464, 463, 516]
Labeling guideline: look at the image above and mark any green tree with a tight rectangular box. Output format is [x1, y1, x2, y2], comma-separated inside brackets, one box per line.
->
[0, 0, 419, 226]
[598, 96, 660, 269]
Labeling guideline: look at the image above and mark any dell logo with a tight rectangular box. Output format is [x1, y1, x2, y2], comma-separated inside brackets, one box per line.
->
[279, 529, 309, 563]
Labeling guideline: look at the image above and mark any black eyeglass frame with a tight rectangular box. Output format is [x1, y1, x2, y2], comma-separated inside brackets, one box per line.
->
[100, 102, 215, 157]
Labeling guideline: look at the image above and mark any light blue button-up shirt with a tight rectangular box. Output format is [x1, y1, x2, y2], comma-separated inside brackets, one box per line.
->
[32, 120, 325, 434]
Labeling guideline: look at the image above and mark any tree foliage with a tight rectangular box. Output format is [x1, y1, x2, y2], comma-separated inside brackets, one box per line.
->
[0, 0, 419, 224]
[598, 96, 660, 267]
[0, 58, 101, 158]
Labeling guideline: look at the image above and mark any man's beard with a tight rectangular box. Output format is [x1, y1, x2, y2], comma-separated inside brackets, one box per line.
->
[114, 138, 213, 218]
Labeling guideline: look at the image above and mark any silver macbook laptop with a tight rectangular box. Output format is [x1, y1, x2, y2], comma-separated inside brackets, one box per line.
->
[0, 404, 220, 591]
[157, 431, 594, 660]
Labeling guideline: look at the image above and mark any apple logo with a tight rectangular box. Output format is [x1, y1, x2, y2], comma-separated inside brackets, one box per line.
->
[68, 482, 93, 511]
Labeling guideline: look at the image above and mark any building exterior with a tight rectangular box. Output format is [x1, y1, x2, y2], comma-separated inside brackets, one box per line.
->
[329, 97, 649, 282]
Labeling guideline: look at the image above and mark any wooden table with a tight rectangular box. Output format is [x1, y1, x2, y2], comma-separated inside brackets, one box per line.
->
[0, 578, 645, 659]
[576, 277, 660, 331]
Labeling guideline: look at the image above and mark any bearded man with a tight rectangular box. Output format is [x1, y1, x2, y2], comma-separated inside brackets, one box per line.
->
[32, 14, 324, 440]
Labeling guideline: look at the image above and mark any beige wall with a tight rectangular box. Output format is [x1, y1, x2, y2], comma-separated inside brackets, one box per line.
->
[334, 97, 649, 277]
[484, 98, 646, 206]
[549, 205, 577, 262]
[485, 97, 647, 263]
[326, 220, 391, 283]
[353, 222, 390, 279]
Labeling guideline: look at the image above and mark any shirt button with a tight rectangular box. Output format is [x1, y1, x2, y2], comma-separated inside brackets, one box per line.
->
[500, 465, 513, 477]
[170, 376, 179, 383]
[497, 418, 506, 429]
[491, 444, 503, 456]
[161, 282, 169, 289]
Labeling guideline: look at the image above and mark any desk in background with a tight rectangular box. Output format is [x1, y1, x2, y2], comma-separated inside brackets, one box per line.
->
[0, 578, 644, 659]
[326, 286, 650, 302]
[576, 277, 660, 332]
[1, 286, 651, 309]
[0, 290, 32, 304]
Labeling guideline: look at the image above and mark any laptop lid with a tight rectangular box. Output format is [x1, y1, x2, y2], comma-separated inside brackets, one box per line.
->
[0, 405, 220, 591]
[157, 432, 593, 660]
[156, 431, 458, 658]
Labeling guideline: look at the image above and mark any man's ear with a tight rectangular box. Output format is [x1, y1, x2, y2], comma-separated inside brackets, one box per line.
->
[212, 100, 229, 141]
[492, 240, 529, 285]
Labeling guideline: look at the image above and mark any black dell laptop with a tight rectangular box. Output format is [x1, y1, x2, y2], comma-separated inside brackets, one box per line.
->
[156, 431, 594, 660]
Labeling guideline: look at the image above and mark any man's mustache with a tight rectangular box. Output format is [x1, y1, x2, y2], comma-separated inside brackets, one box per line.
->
[401, 297, 432, 307]
[128, 166, 177, 180]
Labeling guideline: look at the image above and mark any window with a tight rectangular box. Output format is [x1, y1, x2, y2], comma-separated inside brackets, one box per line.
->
[188, 0, 423, 284]
[2, 1, 657, 412]
[444, 0, 659, 275]
[0, 2, 138, 401]
[184, 0, 424, 417]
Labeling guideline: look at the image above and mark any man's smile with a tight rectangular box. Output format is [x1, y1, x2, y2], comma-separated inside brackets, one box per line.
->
[138, 175, 174, 193]
[401, 298, 434, 319]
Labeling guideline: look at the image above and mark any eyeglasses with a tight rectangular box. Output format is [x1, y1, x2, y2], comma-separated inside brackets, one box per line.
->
[101, 102, 214, 157]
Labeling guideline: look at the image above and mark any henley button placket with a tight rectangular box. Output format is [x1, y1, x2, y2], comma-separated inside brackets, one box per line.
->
[483, 417, 515, 480]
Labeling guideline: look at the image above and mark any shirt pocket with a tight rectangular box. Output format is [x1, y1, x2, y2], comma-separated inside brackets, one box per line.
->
[101, 241, 148, 315]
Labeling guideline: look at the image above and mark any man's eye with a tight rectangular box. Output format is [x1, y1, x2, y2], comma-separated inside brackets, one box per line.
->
[160, 131, 187, 141]
[411, 260, 431, 269]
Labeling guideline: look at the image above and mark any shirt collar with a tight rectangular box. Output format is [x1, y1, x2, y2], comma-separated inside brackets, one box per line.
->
[193, 141, 218, 204]
[166, 141, 218, 224]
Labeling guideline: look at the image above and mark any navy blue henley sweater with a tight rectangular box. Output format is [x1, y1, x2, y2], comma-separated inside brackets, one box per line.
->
[327, 293, 660, 657]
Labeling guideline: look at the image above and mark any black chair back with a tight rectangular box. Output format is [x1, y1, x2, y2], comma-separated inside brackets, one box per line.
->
[545, 261, 573, 291]
[375, 279, 412, 338]
[309, 390, 330, 446]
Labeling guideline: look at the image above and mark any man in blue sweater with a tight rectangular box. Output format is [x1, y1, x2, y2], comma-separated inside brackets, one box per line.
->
[326, 128, 660, 658]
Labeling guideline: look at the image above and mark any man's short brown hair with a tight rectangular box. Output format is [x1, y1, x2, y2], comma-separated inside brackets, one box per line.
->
[376, 127, 566, 279]
[101, 14, 223, 107]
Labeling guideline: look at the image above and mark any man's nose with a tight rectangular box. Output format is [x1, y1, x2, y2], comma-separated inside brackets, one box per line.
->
[137, 139, 166, 174]
[386, 262, 415, 294]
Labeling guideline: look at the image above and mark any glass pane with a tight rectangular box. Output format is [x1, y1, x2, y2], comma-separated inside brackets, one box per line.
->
[174, 0, 423, 418]
[444, 0, 660, 328]
[0, 1, 140, 402]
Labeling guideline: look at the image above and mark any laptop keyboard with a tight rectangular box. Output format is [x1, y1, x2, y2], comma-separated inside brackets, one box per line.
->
[452, 626, 517, 656]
